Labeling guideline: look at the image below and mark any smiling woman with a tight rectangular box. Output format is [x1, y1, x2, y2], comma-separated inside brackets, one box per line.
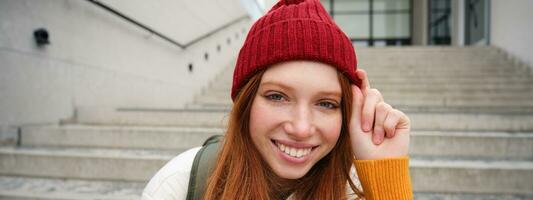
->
[143, 0, 412, 199]
[249, 61, 345, 180]
[199, 61, 362, 200]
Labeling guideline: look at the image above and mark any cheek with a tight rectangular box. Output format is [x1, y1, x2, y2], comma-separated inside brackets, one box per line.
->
[249, 98, 279, 140]
[317, 113, 343, 146]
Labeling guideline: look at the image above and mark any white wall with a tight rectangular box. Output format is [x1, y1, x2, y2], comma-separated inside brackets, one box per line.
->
[264, 0, 278, 11]
[491, 0, 533, 68]
[240, 0, 265, 20]
[102, 0, 247, 43]
[0, 0, 251, 127]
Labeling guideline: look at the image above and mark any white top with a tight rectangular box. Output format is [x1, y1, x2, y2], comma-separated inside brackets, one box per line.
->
[142, 147, 201, 200]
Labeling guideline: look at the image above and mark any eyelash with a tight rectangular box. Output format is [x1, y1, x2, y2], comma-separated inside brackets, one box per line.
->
[264, 92, 339, 110]
[318, 101, 339, 109]
[265, 93, 286, 101]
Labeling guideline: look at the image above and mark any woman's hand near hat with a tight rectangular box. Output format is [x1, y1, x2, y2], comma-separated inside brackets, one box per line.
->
[349, 69, 410, 160]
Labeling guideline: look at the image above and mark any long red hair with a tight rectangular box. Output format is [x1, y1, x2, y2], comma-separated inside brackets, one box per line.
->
[203, 69, 364, 199]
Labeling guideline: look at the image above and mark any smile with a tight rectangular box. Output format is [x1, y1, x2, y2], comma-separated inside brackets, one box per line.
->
[273, 140, 317, 158]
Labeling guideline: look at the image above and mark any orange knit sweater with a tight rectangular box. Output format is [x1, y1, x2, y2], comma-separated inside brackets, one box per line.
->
[354, 157, 413, 200]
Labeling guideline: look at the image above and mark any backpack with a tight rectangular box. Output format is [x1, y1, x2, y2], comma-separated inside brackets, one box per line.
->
[186, 135, 223, 200]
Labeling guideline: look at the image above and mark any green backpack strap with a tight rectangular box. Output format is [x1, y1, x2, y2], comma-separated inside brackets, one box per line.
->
[186, 135, 223, 200]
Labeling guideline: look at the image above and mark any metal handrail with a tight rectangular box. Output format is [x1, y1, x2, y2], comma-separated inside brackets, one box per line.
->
[86, 0, 249, 49]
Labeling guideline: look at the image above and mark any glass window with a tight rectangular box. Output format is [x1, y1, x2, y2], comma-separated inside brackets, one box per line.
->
[335, 14, 370, 38]
[320, 0, 412, 45]
[321, 0, 331, 13]
[373, 13, 410, 38]
[429, 0, 451, 45]
[334, 0, 369, 12]
[373, 0, 410, 11]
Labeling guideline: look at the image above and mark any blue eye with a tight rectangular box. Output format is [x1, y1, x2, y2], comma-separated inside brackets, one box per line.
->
[265, 93, 284, 101]
[318, 101, 338, 109]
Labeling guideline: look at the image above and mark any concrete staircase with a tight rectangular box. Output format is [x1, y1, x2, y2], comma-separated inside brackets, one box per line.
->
[1, 46, 533, 199]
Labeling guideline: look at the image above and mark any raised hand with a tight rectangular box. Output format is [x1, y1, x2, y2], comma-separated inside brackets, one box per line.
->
[349, 69, 411, 160]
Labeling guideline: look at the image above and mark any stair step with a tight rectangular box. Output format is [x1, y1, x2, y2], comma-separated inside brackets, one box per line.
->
[410, 158, 533, 195]
[21, 125, 221, 150]
[75, 107, 230, 128]
[386, 98, 533, 107]
[409, 112, 533, 131]
[0, 175, 143, 200]
[367, 64, 520, 71]
[1, 176, 530, 200]
[414, 192, 532, 200]
[356, 47, 499, 55]
[393, 105, 533, 114]
[373, 74, 530, 80]
[409, 131, 533, 160]
[360, 60, 511, 67]
[0, 146, 177, 181]
[356, 46, 496, 52]
[364, 65, 528, 72]
[367, 68, 526, 74]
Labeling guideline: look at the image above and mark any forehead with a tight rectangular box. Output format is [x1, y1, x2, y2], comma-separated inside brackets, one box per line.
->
[260, 60, 341, 93]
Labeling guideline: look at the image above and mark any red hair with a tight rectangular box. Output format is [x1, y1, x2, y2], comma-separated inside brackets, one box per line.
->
[203, 69, 363, 199]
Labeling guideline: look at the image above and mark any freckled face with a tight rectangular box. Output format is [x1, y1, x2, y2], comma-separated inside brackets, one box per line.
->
[249, 60, 343, 179]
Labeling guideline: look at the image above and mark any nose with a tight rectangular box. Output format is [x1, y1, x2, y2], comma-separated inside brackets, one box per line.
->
[284, 104, 316, 139]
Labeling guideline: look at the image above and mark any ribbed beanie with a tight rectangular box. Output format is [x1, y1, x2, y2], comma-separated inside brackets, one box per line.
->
[231, 0, 359, 100]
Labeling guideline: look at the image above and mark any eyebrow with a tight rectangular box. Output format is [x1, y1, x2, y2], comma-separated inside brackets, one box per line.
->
[260, 81, 342, 98]
[260, 81, 295, 92]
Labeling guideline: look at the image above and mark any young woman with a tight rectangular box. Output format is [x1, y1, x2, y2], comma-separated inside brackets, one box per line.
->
[143, 0, 412, 199]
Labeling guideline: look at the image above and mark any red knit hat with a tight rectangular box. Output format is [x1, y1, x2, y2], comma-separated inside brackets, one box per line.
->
[231, 0, 359, 100]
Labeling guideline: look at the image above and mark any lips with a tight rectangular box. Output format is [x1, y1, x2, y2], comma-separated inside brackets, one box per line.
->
[272, 139, 318, 158]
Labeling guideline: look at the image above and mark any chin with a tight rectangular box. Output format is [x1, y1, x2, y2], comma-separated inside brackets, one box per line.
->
[271, 164, 312, 179]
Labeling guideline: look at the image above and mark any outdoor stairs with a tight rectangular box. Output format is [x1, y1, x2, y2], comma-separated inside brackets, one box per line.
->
[1, 46, 532, 199]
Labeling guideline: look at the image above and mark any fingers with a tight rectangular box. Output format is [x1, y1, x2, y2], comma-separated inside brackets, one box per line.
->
[353, 69, 410, 147]
[362, 89, 383, 132]
[351, 85, 364, 130]
[394, 109, 411, 131]
[356, 69, 370, 92]
[383, 109, 401, 139]
[383, 109, 411, 138]
[373, 102, 393, 144]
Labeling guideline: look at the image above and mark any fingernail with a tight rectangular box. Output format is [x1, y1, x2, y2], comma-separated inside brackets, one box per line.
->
[363, 122, 370, 132]
[373, 130, 383, 144]
[373, 135, 380, 145]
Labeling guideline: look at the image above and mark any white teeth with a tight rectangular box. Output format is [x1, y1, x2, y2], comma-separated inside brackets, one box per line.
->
[284, 146, 291, 154]
[296, 149, 303, 157]
[289, 148, 296, 157]
[275, 141, 312, 158]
